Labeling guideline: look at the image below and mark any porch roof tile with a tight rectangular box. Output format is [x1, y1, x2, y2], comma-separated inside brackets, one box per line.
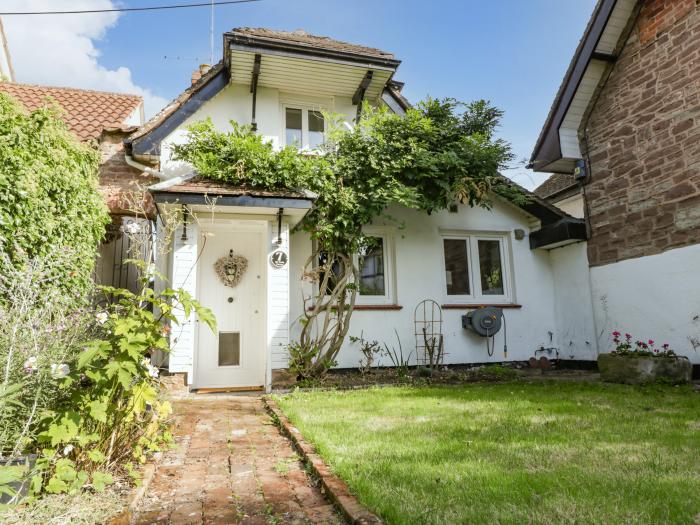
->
[152, 175, 310, 199]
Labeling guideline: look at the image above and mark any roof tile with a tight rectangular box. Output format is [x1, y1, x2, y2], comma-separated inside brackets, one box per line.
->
[231, 27, 395, 60]
[0, 82, 142, 141]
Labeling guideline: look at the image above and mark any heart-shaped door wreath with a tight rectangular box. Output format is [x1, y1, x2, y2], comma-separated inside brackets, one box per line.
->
[214, 249, 248, 288]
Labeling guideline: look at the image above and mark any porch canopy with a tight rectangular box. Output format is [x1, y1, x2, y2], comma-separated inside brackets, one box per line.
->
[150, 174, 315, 226]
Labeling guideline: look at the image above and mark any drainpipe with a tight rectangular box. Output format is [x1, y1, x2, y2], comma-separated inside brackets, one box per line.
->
[124, 153, 168, 181]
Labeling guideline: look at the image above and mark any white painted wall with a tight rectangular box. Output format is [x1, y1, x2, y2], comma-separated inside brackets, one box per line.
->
[554, 193, 585, 219]
[168, 221, 199, 379]
[159, 82, 356, 178]
[590, 243, 700, 363]
[288, 201, 584, 369]
[268, 221, 291, 370]
[549, 242, 598, 361]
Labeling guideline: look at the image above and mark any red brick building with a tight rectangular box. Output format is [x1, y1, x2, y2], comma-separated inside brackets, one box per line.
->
[530, 0, 700, 362]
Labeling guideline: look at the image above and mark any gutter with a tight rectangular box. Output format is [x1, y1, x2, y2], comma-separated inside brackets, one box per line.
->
[124, 153, 168, 181]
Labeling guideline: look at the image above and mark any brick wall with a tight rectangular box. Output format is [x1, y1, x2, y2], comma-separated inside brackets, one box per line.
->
[582, 0, 700, 266]
[98, 130, 157, 217]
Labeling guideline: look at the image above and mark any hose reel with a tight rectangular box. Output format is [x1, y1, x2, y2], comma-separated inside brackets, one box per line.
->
[462, 306, 508, 358]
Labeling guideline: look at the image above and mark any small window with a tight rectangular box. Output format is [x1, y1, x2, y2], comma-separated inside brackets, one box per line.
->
[443, 239, 470, 295]
[359, 237, 385, 296]
[218, 332, 241, 366]
[308, 110, 325, 149]
[441, 234, 512, 303]
[285, 108, 302, 148]
[283, 106, 325, 150]
[317, 234, 394, 305]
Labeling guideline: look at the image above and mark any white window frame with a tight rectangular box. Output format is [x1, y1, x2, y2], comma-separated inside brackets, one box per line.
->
[440, 231, 514, 304]
[313, 232, 396, 306]
[282, 103, 326, 151]
[354, 233, 395, 306]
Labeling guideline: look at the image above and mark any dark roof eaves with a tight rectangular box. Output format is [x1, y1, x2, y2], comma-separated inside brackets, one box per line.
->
[529, 0, 617, 172]
[225, 30, 401, 69]
[128, 63, 228, 156]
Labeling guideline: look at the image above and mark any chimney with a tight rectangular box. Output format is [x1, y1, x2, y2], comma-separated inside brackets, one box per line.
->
[191, 64, 211, 85]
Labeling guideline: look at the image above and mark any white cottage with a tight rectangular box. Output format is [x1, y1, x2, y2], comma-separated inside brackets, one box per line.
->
[125, 28, 592, 391]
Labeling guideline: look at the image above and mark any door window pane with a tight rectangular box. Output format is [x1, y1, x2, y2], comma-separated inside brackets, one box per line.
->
[443, 239, 470, 295]
[359, 237, 385, 296]
[478, 240, 504, 295]
[285, 108, 302, 148]
[308, 110, 325, 149]
[219, 332, 240, 366]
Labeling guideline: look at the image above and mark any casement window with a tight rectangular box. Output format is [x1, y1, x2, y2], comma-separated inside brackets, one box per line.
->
[284, 107, 325, 150]
[318, 234, 395, 305]
[355, 235, 393, 305]
[442, 233, 513, 303]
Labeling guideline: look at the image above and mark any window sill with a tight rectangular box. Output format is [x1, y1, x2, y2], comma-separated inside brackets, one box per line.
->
[441, 303, 522, 310]
[307, 304, 403, 312]
[353, 304, 403, 311]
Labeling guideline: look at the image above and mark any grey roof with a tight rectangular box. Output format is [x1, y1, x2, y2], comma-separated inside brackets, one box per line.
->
[533, 173, 578, 201]
[230, 27, 396, 61]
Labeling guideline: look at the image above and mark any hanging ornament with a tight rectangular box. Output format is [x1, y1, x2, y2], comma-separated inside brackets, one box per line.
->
[214, 249, 248, 287]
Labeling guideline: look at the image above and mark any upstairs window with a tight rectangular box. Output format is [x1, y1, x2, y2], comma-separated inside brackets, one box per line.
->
[285, 108, 302, 148]
[284, 106, 325, 150]
[442, 233, 512, 303]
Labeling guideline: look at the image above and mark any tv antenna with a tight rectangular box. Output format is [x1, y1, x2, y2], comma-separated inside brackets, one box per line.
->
[210, 0, 215, 65]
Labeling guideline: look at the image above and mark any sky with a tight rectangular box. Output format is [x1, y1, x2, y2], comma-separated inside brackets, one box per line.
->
[1, 0, 596, 189]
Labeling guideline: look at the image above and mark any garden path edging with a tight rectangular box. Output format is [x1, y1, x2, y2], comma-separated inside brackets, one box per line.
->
[263, 396, 383, 525]
[106, 462, 156, 525]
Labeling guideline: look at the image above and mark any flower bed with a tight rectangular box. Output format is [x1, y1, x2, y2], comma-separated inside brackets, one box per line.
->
[598, 331, 691, 385]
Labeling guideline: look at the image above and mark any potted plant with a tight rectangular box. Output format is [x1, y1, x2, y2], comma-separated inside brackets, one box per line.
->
[598, 331, 692, 385]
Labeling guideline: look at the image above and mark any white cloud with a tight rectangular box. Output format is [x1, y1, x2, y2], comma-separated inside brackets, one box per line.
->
[2, 0, 167, 118]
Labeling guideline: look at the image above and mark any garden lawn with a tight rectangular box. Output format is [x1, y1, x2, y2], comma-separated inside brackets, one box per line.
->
[276, 381, 700, 525]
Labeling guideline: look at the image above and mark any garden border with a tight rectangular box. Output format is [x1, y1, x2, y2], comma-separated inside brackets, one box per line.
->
[263, 396, 384, 525]
[106, 463, 156, 525]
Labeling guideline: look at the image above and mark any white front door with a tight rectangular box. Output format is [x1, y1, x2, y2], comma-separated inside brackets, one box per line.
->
[195, 223, 266, 389]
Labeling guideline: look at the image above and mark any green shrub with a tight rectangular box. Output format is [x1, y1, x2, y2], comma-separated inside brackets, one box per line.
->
[0, 261, 216, 504]
[0, 93, 109, 303]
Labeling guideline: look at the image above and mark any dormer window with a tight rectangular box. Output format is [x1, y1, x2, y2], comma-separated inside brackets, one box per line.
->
[284, 106, 325, 150]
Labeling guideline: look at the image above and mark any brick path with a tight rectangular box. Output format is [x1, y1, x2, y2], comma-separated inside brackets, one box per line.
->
[132, 396, 342, 525]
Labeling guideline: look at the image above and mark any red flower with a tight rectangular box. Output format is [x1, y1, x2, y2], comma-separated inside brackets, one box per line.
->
[612, 331, 621, 337]
[648, 339, 654, 345]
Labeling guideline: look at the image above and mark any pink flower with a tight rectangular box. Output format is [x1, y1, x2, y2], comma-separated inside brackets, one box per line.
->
[625, 333, 632, 340]
[648, 339, 654, 345]
[662, 343, 669, 349]
[612, 331, 621, 337]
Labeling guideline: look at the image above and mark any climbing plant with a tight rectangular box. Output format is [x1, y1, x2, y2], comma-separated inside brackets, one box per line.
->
[173, 98, 525, 377]
[0, 93, 109, 304]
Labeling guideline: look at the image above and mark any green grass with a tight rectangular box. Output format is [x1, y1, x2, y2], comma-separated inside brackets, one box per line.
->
[276, 382, 700, 525]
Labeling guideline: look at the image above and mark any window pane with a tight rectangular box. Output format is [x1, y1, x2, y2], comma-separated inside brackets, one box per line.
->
[285, 108, 302, 148]
[218, 332, 240, 366]
[359, 237, 385, 296]
[308, 110, 324, 149]
[478, 240, 504, 295]
[319, 252, 344, 295]
[443, 239, 470, 295]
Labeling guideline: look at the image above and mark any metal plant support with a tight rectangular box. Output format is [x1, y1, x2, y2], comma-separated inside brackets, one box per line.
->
[414, 299, 445, 367]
